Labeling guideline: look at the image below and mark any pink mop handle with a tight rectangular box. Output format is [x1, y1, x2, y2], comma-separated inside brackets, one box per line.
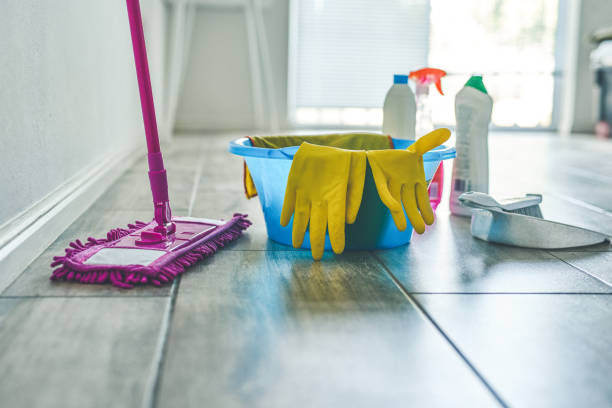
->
[126, 0, 161, 154]
[126, 0, 172, 229]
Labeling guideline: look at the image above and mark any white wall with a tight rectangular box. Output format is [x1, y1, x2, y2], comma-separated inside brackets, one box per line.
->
[175, 0, 289, 132]
[0, 0, 166, 227]
[571, 0, 612, 132]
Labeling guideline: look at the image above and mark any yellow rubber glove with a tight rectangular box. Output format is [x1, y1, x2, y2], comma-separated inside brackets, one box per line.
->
[280, 142, 367, 260]
[366, 128, 451, 233]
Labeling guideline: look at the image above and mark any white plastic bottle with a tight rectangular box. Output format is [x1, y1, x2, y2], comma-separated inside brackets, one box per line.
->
[450, 75, 493, 216]
[383, 74, 416, 140]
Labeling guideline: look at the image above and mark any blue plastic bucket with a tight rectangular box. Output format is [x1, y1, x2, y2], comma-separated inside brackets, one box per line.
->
[229, 137, 456, 250]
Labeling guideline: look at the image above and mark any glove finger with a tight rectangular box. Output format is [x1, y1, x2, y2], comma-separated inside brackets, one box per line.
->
[402, 184, 426, 234]
[388, 180, 407, 231]
[292, 193, 310, 248]
[416, 182, 435, 225]
[346, 151, 366, 224]
[280, 186, 297, 227]
[327, 198, 346, 254]
[309, 201, 327, 260]
[368, 154, 403, 214]
[281, 142, 312, 212]
[408, 128, 451, 156]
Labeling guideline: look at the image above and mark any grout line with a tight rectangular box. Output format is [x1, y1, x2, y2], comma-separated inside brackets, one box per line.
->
[370, 251, 509, 408]
[229, 247, 608, 253]
[143, 141, 206, 408]
[548, 251, 612, 289]
[187, 154, 205, 217]
[141, 277, 181, 408]
[225, 249, 304, 252]
[2, 291, 610, 300]
[368, 291, 612, 295]
[548, 249, 612, 253]
[0, 294, 171, 299]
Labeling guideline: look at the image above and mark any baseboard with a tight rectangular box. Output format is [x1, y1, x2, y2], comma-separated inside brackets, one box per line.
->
[0, 144, 142, 293]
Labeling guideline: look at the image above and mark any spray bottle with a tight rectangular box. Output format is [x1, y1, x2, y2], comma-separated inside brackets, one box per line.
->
[450, 75, 493, 216]
[409, 68, 447, 210]
[383, 74, 416, 140]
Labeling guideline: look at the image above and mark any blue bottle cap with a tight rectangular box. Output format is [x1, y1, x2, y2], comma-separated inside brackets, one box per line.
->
[393, 74, 409, 84]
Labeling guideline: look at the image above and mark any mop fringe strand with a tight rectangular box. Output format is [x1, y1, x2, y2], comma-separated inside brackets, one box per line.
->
[50, 214, 251, 289]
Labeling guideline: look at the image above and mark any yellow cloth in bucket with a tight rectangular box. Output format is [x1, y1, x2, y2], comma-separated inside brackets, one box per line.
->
[243, 133, 394, 198]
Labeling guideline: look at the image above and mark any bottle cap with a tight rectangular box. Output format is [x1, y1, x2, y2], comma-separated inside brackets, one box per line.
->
[393, 74, 409, 84]
[409, 68, 446, 95]
[465, 75, 488, 94]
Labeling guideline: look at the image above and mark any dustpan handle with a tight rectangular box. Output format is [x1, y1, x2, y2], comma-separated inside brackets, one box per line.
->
[126, 0, 175, 236]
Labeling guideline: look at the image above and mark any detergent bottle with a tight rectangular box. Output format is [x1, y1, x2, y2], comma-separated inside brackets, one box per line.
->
[383, 74, 416, 140]
[409, 68, 447, 210]
[450, 75, 493, 216]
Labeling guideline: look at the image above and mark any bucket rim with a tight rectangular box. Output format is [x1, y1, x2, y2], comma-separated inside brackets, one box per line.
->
[228, 136, 456, 161]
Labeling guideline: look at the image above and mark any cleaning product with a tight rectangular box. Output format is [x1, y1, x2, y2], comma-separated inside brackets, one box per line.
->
[50, 0, 250, 288]
[450, 75, 493, 216]
[367, 128, 451, 233]
[410, 68, 446, 137]
[280, 143, 367, 260]
[409, 68, 447, 210]
[383, 75, 416, 140]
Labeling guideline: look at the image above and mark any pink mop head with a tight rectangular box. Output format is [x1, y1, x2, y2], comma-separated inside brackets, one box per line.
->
[50, 215, 250, 288]
[50, 0, 251, 288]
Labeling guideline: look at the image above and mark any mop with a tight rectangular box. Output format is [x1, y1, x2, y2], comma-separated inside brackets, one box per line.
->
[50, 0, 250, 288]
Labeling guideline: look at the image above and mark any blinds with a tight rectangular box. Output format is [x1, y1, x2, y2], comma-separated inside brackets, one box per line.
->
[291, 0, 431, 110]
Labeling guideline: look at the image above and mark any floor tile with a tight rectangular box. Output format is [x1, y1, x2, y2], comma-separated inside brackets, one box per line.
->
[90, 167, 195, 211]
[157, 250, 499, 407]
[0, 297, 167, 408]
[490, 134, 612, 212]
[415, 294, 612, 408]
[550, 251, 612, 287]
[374, 212, 611, 293]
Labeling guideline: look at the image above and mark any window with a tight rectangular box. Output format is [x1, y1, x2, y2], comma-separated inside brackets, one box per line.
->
[429, 0, 560, 128]
[288, 0, 431, 127]
[289, 0, 561, 129]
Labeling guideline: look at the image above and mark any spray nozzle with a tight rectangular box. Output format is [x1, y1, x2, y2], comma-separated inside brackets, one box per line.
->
[409, 68, 447, 95]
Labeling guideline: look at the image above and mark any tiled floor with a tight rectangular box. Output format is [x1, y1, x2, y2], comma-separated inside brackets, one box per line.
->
[1, 133, 611, 408]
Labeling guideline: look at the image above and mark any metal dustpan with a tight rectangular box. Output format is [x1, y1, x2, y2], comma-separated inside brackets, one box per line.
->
[459, 193, 610, 249]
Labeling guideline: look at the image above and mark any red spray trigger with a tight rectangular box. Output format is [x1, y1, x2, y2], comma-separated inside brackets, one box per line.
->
[409, 68, 447, 95]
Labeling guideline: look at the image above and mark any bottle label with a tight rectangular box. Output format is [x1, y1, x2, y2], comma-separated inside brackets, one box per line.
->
[453, 178, 470, 192]
[429, 182, 439, 199]
[454, 105, 472, 183]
